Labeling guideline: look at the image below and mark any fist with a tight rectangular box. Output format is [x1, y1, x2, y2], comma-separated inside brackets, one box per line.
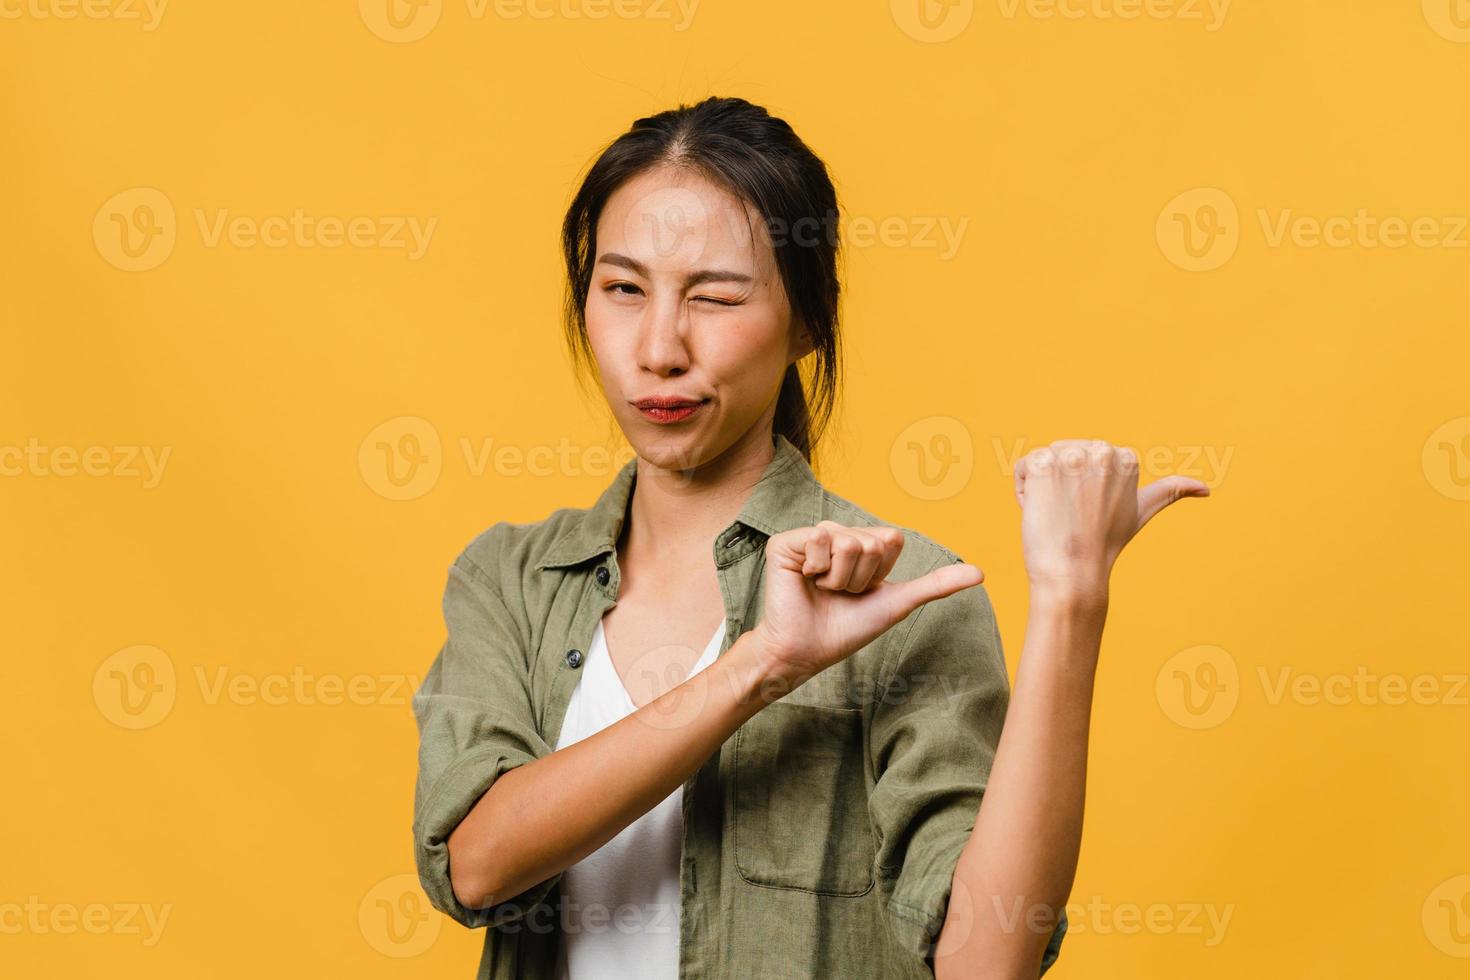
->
[752, 520, 984, 683]
[1013, 439, 1209, 601]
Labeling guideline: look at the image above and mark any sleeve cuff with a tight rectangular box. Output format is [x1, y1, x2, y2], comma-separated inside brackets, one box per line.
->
[413, 743, 559, 929]
[880, 829, 1068, 976]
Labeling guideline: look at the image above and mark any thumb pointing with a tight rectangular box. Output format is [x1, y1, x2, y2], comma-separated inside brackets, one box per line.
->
[885, 562, 984, 622]
[1137, 476, 1211, 529]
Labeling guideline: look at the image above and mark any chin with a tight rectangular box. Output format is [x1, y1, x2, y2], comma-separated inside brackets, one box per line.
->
[633, 436, 711, 473]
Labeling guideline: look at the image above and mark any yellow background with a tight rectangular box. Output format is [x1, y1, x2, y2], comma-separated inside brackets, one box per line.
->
[4, 0, 1468, 976]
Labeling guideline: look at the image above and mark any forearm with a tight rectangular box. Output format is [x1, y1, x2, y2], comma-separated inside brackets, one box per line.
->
[933, 589, 1106, 980]
[448, 627, 792, 909]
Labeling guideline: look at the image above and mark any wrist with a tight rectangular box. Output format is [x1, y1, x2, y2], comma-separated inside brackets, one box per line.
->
[1028, 582, 1110, 621]
[1026, 561, 1110, 611]
[726, 627, 810, 709]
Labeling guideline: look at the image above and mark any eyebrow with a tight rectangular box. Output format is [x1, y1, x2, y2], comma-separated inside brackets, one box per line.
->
[595, 252, 753, 288]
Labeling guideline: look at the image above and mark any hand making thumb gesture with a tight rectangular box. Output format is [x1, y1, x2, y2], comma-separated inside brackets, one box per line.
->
[1014, 439, 1211, 607]
[752, 520, 984, 683]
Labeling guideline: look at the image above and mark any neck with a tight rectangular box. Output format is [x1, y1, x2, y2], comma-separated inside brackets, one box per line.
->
[623, 425, 777, 561]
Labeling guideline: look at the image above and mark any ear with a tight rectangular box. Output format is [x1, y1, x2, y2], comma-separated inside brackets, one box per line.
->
[789, 320, 816, 362]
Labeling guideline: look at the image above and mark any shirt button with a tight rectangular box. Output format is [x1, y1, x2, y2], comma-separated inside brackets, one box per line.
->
[595, 565, 610, 586]
[565, 649, 583, 669]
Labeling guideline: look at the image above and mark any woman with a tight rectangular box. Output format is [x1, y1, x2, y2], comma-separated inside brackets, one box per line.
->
[411, 96, 1209, 980]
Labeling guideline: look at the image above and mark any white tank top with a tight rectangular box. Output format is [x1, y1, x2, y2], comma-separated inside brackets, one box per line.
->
[552, 614, 727, 980]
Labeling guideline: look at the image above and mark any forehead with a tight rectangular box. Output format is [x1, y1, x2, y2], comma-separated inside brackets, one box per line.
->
[595, 165, 774, 278]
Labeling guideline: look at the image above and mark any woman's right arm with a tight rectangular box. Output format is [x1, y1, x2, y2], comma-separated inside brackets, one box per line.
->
[441, 521, 978, 914]
[446, 623, 785, 910]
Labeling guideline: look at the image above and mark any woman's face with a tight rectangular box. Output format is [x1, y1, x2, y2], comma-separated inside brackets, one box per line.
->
[585, 164, 813, 472]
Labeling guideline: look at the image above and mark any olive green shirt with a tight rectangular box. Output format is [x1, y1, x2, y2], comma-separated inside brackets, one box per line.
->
[412, 432, 1067, 978]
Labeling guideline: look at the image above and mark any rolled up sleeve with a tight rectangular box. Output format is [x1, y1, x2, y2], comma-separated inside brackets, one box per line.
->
[411, 549, 559, 929]
[867, 553, 1067, 976]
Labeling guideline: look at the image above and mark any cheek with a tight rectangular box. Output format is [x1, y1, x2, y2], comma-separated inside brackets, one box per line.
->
[705, 313, 788, 370]
[702, 317, 791, 400]
[584, 299, 629, 360]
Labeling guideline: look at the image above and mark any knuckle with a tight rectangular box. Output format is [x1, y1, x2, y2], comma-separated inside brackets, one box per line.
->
[1059, 446, 1087, 470]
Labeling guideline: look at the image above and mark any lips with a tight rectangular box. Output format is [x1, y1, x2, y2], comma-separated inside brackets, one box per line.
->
[633, 396, 708, 424]
[632, 396, 708, 409]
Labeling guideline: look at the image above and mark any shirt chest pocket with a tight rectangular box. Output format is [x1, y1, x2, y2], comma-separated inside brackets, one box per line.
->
[731, 700, 876, 897]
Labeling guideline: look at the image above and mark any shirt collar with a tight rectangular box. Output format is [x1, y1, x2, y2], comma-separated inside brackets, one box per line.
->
[534, 432, 823, 570]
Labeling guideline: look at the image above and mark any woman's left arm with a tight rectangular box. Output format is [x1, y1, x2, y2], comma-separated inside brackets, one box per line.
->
[932, 439, 1211, 980]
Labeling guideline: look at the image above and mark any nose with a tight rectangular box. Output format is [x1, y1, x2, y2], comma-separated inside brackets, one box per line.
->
[635, 290, 691, 377]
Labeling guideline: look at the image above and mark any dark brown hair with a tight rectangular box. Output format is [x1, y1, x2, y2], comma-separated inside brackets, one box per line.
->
[560, 96, 843, 464]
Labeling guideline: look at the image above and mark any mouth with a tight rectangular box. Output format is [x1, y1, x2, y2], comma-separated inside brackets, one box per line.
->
[632, 396, 710, 424]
